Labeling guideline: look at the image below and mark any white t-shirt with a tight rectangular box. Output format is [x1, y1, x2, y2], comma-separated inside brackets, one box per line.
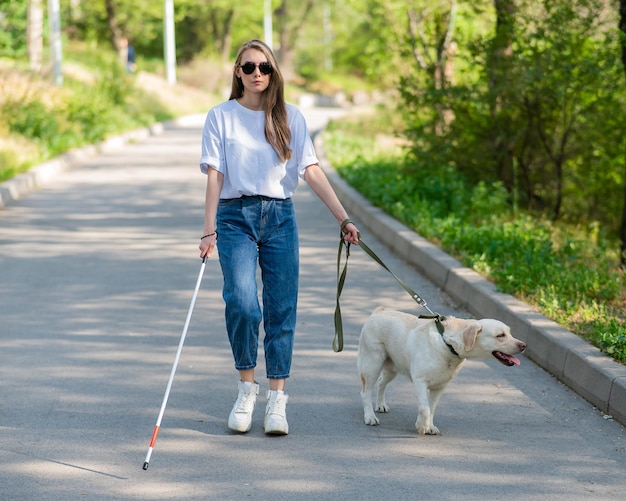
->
[199, 99, 319, 199]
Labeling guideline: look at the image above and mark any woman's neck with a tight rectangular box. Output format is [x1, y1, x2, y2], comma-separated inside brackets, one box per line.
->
[237, 94, 264, 111]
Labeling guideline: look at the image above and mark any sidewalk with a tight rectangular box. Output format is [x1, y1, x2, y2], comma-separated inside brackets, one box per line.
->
[0, 109, 624, 500]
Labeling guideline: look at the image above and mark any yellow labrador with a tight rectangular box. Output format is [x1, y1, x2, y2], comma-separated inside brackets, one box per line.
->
[357, 306, 526, 435]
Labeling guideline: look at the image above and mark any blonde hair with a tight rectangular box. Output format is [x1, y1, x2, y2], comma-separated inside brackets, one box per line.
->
[230, 39, 292, 162]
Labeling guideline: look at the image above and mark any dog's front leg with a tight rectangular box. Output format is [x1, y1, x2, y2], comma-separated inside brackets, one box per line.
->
[426, 385, 447, 435]
[413, 379, 439, 435]
[360, 373, 380, 426]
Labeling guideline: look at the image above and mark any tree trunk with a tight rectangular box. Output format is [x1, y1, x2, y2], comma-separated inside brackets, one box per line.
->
[407, 2, 458, 134]
[619, 0, 626, 265]
[27, 0, 43, 72]
[621, 156, 626, 265]
[274, 0, 314, 81]
[220, 10, 234, 62]
[619, 0, 626, 267]
[104, 0, 122, 51]
[489, 0, 516, 185]
[274, 1, 294, 78]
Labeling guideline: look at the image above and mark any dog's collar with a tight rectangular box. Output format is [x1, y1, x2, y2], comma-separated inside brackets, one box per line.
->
[420, 314, 459, 357]
[440, 332, 460, 357]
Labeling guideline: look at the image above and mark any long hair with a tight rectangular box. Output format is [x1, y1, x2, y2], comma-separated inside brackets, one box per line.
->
[230, 39, 292, 162]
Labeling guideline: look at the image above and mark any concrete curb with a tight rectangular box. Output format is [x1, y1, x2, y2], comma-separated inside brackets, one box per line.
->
[315, 134, 626, 427]
[0, 115, 205, 209]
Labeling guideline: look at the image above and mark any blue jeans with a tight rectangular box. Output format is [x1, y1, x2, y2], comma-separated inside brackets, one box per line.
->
[216, 196, 299, 379]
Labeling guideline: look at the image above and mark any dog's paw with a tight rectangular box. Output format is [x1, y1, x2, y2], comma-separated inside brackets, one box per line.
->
[417, 424, 440, 435]
[364, 413, 380, 426]
[375, 403, 390, 413]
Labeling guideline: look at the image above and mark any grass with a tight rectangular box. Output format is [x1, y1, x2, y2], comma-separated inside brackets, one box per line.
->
[0, 42, 219, 183]
[322, 107, 626, 363]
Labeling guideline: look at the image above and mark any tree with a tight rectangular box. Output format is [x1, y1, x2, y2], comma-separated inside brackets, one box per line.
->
[514, 1, 624, 222]
[176, 0, 239, 63]
[406, 2, 458, 88]
[209, 7, 234, 61]
[274, 0, 315, 80]
[407, 0, 459, 132]
[104, 0, 123, 51]
[401, 0, 625, 239]
[619, 0, 626, 266]
[486, 0, 515, 189]
[27, 0, 43, 72]
[0, 0, 28, 58]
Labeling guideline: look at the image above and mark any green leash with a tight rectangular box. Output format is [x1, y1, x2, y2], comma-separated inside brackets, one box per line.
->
[333, 219, 445, 352]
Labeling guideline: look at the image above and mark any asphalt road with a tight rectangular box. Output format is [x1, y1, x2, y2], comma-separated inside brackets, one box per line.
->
[1, 108, 625, 500]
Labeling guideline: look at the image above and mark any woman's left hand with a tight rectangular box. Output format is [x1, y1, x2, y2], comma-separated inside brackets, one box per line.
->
[342, 222, 360, 245]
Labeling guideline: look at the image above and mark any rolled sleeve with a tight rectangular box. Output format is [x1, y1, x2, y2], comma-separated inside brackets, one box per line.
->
[199, 110, 223, 175]
[287, 105, 319, 179]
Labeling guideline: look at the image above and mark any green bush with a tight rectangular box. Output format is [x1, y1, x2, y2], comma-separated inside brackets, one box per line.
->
[0, 150, 19, 180]
[65, 90, 116, 144]
[2, 99, 79, 156]
[599, 324, 626, 361]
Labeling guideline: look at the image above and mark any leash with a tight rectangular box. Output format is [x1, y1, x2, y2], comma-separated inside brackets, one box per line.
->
[333, 219, 446, 352]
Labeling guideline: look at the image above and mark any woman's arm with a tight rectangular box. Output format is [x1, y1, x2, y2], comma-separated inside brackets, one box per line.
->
[199, 167, 224, 258]
[304, 163, 359, 245]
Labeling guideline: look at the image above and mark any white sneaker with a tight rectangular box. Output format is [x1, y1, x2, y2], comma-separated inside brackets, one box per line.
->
[228, 381, 259, 433]
[264, 390, 289, 435]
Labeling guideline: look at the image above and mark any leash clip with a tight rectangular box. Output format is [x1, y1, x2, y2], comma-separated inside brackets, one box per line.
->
[419, 313, 446, 335]
[413, 295, 427, 307]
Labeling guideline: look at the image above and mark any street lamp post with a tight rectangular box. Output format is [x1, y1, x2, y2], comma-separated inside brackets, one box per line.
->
[48, 0, 62, 85]
[164, 0, 177, 85]
[264, 0, 273, 49]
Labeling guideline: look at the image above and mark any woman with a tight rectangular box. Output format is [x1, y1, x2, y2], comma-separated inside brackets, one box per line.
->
[198, 39, 359, 435]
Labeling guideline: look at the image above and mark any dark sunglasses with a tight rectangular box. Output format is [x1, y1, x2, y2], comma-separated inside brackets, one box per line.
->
[239, 62, 273, 75]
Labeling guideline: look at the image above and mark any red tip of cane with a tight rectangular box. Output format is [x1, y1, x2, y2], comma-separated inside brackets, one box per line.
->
[149, 425, 160, 447]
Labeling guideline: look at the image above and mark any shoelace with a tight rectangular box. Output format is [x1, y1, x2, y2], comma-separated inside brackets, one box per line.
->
[268, 397, 287, 416]
[235, 393, 256, 413]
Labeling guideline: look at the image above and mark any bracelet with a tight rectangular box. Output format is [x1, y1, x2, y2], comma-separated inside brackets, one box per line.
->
[200, 231, 217, 240]
[340, 219, 353, 231]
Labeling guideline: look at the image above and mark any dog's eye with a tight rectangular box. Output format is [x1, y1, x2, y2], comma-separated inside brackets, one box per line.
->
[497, 333, 506, 338]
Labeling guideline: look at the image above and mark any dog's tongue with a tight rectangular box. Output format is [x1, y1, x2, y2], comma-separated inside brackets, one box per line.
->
[508, 355, 521, 366]
[493, 351, 521, 366]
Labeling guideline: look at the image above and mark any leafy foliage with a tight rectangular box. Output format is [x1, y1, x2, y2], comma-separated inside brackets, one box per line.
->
[399, 0, 626, 238]
[0, 0, 27, 58]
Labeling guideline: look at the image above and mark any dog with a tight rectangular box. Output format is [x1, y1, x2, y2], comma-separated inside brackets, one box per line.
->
[357, 306, 526, 435]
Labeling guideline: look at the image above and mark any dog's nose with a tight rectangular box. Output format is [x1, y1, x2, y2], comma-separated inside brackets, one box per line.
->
[519, 341, 527, 352]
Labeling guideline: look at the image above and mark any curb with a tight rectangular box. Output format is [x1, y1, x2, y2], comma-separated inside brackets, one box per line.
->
[315, 134, 626, 428]
[0, 114, 206, 209]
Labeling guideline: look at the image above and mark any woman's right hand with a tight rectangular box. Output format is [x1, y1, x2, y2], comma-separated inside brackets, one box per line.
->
[199, 231, 217, 259]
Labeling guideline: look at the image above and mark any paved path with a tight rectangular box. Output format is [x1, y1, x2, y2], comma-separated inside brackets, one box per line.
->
[0, 109, 625, 500]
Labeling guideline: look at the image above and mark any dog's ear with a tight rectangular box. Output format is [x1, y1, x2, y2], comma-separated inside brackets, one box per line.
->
[462, 322, 482, 351]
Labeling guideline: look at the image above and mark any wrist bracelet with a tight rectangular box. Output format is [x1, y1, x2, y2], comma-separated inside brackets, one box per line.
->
[200, 231, 217, 240]
[340, 219, 353, 231]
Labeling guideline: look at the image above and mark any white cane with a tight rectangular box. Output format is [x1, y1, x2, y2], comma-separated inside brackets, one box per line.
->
[143, 256, 207, 470]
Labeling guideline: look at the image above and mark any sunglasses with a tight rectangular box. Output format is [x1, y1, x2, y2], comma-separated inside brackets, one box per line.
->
[239, 62, 273, 75]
